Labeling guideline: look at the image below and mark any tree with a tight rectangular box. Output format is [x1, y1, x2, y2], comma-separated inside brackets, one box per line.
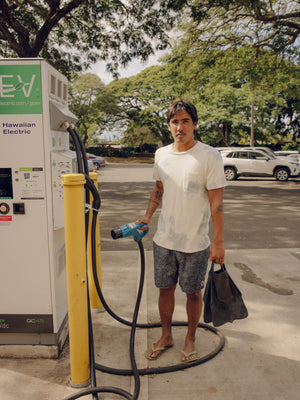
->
[181, 0, 300, 56]
[273, 73, 300, 144]
[121, 125, 158, 148]
[98, 65, 179, 145]
[164, 11, 300, 146]
[68, 73, 104, 145]
[94, 45, 299, 147]
[0, 0, 184, 77]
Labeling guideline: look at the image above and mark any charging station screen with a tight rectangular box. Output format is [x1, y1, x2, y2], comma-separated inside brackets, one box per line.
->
[0, 168, 13, 199]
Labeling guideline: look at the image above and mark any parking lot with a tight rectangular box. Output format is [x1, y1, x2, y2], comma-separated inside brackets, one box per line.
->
[1, 162, 299, 400]
[97, 163, 300, 252]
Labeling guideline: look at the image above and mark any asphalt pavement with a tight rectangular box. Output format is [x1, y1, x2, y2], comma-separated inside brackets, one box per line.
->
[98, 164, 300, 251]
[0, 163, 299, 400]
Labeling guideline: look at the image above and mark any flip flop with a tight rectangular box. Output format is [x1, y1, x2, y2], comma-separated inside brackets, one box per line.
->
[144, 343, 173, 360]
[181, 350, 199, 363]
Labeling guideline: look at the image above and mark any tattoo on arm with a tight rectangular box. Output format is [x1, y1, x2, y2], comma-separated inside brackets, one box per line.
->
[154, 190, 163, 201]
[146, 187, 163, 216]
[217, 204, 223, 213]
[150, 190, 162, 207]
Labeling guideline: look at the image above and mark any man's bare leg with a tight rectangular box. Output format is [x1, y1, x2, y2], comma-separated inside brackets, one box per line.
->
[146, 284, 176, 358]
[182, 290, 202, 362]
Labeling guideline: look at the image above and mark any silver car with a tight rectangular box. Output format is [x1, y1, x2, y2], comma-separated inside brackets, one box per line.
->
[69, 150, 94, 172]
[274, 150, 300, 162]
[222, 149, 300, 181]
[87, 153, 106, 169]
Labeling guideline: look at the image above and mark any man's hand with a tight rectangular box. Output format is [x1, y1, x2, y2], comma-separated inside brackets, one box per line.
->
[136, 216, 151, 230]
[209, 241, 225, 265]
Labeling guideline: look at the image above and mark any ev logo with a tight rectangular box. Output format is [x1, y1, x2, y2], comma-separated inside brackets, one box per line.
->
[0, 64, 42, 114]
[0, 74, 36, 98]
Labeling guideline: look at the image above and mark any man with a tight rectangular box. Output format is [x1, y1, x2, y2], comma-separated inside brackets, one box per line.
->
[137, 100, 226, 363]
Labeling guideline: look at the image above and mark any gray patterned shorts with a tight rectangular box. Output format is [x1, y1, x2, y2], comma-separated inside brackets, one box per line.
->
[153, 242, 210, 293]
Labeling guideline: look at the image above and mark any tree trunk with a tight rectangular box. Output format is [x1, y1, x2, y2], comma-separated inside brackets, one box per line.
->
[250, 100, 255, 146]
[222, 121, 231, 145]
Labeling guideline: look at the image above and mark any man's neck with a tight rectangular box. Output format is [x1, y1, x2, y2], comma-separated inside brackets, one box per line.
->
[173, 139, 197, 152]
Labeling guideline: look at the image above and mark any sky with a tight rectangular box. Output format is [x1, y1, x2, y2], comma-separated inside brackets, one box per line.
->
[88, 49, 167, 85]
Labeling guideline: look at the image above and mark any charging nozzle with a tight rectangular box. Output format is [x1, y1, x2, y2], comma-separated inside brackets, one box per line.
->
[111, 222, 149, 242]
[111, 227, 123, 240]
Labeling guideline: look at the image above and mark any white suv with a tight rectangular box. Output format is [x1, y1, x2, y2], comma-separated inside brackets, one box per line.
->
[222, 149, 300, 181]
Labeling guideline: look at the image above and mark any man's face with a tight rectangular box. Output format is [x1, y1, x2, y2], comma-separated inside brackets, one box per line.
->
[168, 110, 197, 151]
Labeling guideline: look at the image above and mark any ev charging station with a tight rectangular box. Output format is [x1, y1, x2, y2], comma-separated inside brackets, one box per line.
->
[0, 58, 78, 357]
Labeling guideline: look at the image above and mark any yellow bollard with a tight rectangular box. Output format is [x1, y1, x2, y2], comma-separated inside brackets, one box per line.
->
[87, 172, 103, 312]
[61, 173, 90, 388]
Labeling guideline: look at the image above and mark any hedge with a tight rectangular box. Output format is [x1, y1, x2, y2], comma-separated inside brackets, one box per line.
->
[87, 144, 157, 158]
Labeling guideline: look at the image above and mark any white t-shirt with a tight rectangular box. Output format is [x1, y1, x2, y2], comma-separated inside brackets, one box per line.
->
[153, 141, 227, 253]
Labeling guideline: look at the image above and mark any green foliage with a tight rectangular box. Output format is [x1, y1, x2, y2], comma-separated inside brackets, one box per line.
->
[0, 0, 184, 77]
[88, 145, 136, 158]
[101, 65, 181, 144]
[164, 40, 300, 145]
[87, 144, 156, 158]
[11, 0, 296, 148]
[68, 73, 105, 145]
[184, 1, 300, 56]
[69, 43, 299, 149]
[121, 126, 159, 147]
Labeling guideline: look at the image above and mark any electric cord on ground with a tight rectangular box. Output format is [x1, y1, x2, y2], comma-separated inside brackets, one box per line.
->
[91, 219, 225, 376]
[64, 210, 225, 400]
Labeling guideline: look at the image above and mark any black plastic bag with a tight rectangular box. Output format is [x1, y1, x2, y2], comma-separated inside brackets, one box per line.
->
[203, 262, 248, 327]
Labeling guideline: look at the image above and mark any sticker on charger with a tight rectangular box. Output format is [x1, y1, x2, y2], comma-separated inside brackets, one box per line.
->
[19, 167, 45, 200]
[0, 216, 12, 221]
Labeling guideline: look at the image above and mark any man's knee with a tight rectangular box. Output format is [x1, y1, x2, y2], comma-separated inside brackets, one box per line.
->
[160, 285, 176, 297]
[186, 290, 202, 302]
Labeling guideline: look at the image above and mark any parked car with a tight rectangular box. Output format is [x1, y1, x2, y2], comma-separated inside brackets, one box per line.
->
[222, 149, 300, 181]
[70, 150, 94, 172]
[241, 146, 277, 158]
[219, 146, 285, 160]
[216, 147, 241, 154]
[87, 153, 106, 169]
[217, 146, 277, 158]
[240, 146, 300, 162]
[274, 150, 300, 162]
[216, 147, 240, 152]
[87, 159, 94, 172]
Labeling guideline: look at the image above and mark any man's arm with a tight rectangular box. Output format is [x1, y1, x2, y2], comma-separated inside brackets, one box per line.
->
[208, 187, 225, 264]
[136, 180, 164, 226]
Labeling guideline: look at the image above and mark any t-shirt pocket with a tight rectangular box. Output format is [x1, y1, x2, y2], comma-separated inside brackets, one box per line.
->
[183, 172, 202, 194]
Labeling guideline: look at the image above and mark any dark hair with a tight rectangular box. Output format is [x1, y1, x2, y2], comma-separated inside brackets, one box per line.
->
[167, 100, 198, 124]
